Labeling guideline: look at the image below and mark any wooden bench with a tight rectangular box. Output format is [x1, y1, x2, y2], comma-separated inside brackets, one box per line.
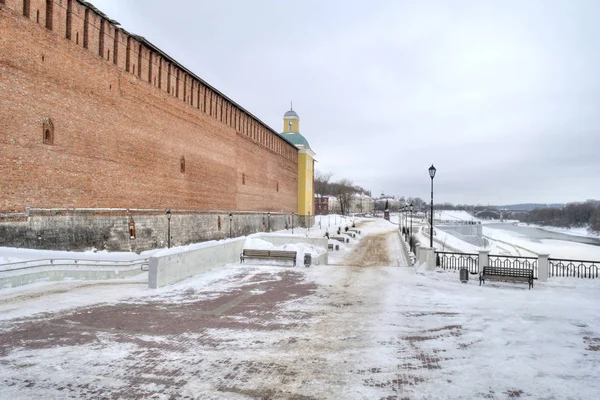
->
[331, 236, 349, 243]
[343, 232, 356, 238]
[240, 249, 297, 267]
[349, 229, 361, 234]
[479, 266, 533, 289]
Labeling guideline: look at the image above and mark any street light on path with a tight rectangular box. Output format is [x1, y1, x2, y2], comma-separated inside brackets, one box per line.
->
[429, 164, 437, 248]
[166, 210, 172, 248]
[229, 213, 233, 238]
[409, 203, 414, 251]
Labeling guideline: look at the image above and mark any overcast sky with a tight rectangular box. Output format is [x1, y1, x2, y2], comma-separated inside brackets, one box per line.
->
[93, 0, 600, 205]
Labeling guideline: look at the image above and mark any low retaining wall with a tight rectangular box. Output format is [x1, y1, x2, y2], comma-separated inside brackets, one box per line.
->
[148, 235, 329, 288]
[0, 266, 145, 289]
[148, 238, 246, 288]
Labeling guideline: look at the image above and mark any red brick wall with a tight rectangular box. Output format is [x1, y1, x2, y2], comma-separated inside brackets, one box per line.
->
[0, 3, 298, 214]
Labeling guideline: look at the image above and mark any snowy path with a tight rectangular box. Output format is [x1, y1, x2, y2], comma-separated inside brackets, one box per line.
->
[0, 221, 598, 399]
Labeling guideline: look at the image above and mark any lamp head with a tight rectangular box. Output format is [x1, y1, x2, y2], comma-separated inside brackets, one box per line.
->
[429, 164, 436, 179]
[166, 210, 172, 220]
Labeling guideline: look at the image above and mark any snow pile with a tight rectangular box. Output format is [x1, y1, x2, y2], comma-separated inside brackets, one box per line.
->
[0, 247, 148, 265]
[437, 210, 480, 222]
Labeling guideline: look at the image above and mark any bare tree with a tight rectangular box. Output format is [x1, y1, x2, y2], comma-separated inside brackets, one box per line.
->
[333, 179, 355, 216]
[314, 170, 332, 198]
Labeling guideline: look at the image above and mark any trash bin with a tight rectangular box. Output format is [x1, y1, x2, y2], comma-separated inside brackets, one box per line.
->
[304, 253, 312, 268]
[459, 268, 469, 283]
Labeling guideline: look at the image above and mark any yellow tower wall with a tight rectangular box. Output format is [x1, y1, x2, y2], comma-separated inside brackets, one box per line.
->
[283, 118, 300, 133]
[297, 150, 314, 216]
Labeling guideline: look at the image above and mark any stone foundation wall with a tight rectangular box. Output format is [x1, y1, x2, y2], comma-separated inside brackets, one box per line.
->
[0, 209, 299, 252]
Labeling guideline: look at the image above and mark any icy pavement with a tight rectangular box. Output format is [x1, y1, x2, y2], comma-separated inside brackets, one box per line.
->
[0, 224, 599, 399]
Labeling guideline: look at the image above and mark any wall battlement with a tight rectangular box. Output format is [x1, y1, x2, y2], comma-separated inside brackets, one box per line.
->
[0, 0, 296, 162]
[0, 0, 300, 250]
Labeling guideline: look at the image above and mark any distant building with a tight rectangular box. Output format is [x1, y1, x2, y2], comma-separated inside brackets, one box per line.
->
[349, 193, 374, 214]
[314, 196, 329, 215]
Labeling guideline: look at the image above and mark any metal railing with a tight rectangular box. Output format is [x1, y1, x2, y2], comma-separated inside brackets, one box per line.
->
[549, 258, 599, 279]
[0, 258, 150, 274]
[436, 251, 479, 273]
[487, 255, 538, 279]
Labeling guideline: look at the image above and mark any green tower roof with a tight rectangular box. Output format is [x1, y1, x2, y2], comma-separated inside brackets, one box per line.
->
[279, 132, 311, 149]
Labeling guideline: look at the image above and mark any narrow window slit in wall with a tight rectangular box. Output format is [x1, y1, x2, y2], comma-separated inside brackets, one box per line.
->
[113, 30, 119, 64]
[83, 9, 89, 48]
[66, 0, 72, 39]
[242, 173, 246, 185]
[180, 156, 185, 173]
[148, 52, 153, 83]
[99, 19, 105, 56]
[23, 0, 30, 18]
[126, 36, 131, 71]
[137, 44, 142, 78]
[43, 118, 54, 145]
[36, 9, 39, 24]
[45, 0, 53, 30]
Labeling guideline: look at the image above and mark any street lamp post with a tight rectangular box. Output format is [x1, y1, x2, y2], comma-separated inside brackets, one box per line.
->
[267, 212, 271, 232]
[166, 210, 172, 248]
[291, 212, 294, 234]
[409, 203, 414, 251]
[229, 213, 233, 238]
[429, 164, 437, 248]
[308, 211, 311, 235]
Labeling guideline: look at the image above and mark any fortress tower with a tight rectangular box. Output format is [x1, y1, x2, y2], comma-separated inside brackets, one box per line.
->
[279, 107, 315, 218]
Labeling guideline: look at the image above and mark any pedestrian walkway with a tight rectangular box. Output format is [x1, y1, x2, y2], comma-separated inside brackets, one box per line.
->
[0, 221, 598, 399]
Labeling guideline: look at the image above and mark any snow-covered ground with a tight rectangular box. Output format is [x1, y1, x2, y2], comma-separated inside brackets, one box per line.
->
[0, 246, 598, 399]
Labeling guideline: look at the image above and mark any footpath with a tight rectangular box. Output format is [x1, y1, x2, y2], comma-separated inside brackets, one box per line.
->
[1, 219, 598, 399]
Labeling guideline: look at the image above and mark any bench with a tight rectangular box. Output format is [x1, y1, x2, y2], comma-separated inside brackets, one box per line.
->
[479, 266, 533, 289]
[240, 249, 297, 267]
[331, 236, 349, 243]
[343, 232, 356, 238]
[349, 229, 361, 234]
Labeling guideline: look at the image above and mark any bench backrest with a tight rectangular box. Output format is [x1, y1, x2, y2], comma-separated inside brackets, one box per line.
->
[483, 266, 533, 277]
[243, 249, 270, 257]
[268, 250, 297, 258]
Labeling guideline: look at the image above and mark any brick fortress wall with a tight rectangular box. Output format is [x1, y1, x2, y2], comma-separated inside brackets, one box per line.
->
[0, 1, 300, 251]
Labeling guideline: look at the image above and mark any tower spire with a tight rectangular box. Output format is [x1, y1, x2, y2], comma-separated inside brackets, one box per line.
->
[290, 100, 293, 111]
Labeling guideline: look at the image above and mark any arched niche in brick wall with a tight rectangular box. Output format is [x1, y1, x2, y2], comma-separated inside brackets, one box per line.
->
[128, 216, 136, 240]
[42, 118, 54, 145]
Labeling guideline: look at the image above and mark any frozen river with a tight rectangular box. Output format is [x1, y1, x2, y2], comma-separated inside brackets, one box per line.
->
[485, 223, 600, 247]
[483, 223, 600, 260]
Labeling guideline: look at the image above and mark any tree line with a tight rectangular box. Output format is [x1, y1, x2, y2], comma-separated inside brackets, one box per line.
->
[518, 200, 600, 233]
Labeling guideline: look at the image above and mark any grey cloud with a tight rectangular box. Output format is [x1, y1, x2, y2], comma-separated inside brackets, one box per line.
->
[93, 0, 600, 204]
